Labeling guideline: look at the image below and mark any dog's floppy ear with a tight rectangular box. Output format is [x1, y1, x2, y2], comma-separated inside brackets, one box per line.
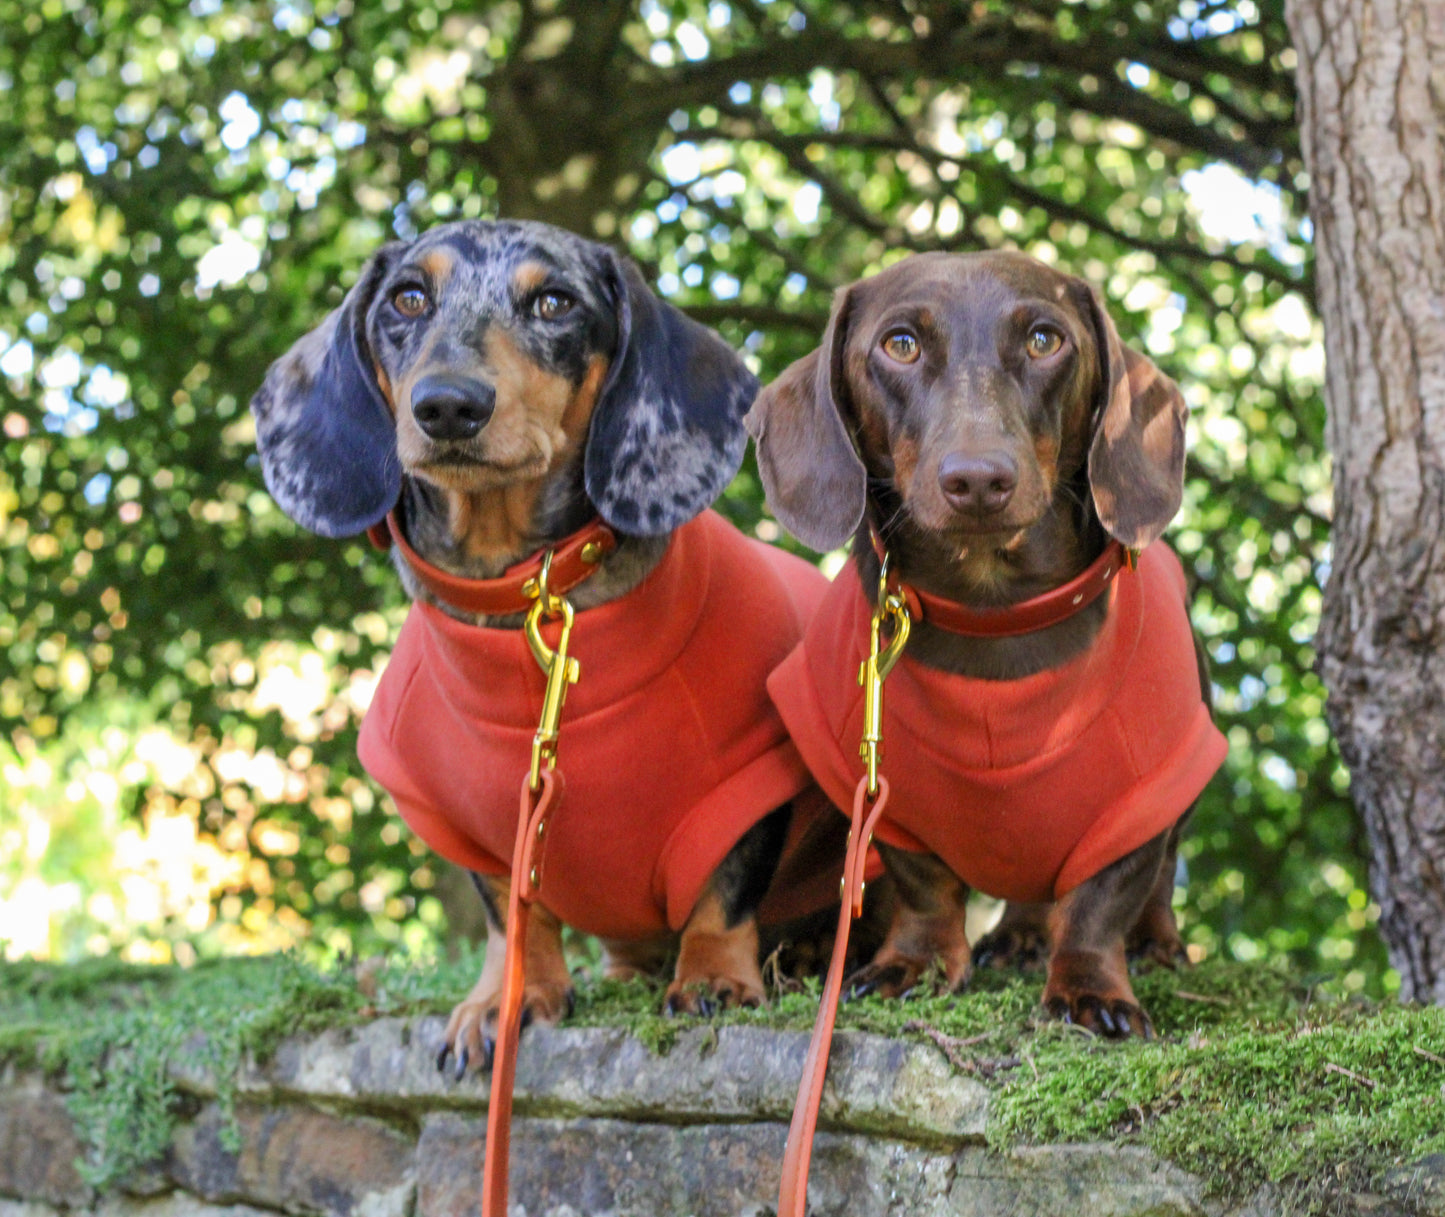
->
[250, 245, 403, 538]
[745, 285, 866, 552]
[1084, 285, 1188, 551]
[583, 254, 758, 535]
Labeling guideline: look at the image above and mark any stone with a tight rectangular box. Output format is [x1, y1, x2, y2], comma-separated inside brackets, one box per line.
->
[0, 1202, 63, 1217]
[945, 1144, 1212, 1216]
[3, 1020, 1435, 1217]
[166, 1101, 414, 1217]
[223, 1017, 989, 1143]
[1381, 1154, 1445, 1217]
[1, 1197, 281, 1216]
[413, 1113, 1230, 1217]
[417, 1111, 791, 1217]
[0, 1081, 91, 1208]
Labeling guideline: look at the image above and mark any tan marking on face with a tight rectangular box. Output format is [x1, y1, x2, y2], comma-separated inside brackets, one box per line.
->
[480, 327, 580, 465]
[512, 261, 552, 298]
[418, 248, 456, 291]
[1033, 433, 1060, 498]
[416, 343, 612, 561]
[371, 357, 395, 414]
[561, 354, 609, 442]
[854, 395, 891, 470]
[891, 434, 919, 498]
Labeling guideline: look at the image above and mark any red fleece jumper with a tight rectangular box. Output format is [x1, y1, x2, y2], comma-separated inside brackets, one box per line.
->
[358, 511, 831, 940]
[768, 543, 1227, 903]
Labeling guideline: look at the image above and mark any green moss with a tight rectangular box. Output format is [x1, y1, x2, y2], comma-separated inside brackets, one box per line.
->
[4, 953, 1442, 1210]
[0, 950, 479, 1186]
[572, 958, 1445, 1209]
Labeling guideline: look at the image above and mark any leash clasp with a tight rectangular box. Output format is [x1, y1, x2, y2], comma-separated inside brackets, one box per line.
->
[524, 551, 580, 792]
[858, 553, 911, 798]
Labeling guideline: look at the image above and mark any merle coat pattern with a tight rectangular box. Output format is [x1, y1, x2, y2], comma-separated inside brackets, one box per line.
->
[252, 219, 794, 1074]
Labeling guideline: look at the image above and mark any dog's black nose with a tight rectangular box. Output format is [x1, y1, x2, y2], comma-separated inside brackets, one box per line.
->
[938, 450, 1018, 515]
[411, 375, 496, 441]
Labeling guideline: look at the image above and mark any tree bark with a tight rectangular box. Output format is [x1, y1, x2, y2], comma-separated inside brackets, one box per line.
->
[1286, 0, 1445, 1000]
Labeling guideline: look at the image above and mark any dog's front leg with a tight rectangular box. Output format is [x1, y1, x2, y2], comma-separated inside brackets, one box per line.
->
[845, 843, 972, 999]
[1125, 814, 1191, 969]
[665, 805, 792, 1015]
[1043, 827, 1173, 1038]
[437, 873, 574, 1079]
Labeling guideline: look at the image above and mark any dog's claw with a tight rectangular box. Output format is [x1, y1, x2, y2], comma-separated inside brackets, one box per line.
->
[454, 1047, 469, 1081]
[435, 1043, 452, 1073]
[1046, 991, 1154, 1040]
[481, 1036, 495, 1071]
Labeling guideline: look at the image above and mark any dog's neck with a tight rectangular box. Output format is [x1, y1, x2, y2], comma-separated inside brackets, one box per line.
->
[860, 467, 1112, 679]
[390, 458, 668, 626]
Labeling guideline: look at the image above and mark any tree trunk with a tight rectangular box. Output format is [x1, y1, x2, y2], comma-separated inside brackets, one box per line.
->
[1286, 0, 1445, 1000]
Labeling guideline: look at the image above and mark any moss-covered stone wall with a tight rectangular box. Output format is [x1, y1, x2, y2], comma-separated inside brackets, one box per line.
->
[2, 955, 1442, 1216]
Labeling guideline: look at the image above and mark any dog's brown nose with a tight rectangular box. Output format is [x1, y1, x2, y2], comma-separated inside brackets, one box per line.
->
[938, 451, 1018, 515]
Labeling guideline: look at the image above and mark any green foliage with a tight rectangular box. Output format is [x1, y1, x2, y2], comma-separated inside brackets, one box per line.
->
[0, 949, 466, 1185]
[4, 955, 1440, 1206]
[0, 1, 1378, 982]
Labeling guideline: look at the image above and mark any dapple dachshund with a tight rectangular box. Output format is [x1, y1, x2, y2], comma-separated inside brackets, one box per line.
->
[748, 251, 1226, 1037]
[251, 219, 834, 1075]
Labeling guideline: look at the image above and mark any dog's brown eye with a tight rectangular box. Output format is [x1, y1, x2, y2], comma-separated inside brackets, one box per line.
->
[533, 291, 576, 321]
[1026, 327, 1064, 359]
[393, 287, 429, 318]
[882, 331, 920, 364]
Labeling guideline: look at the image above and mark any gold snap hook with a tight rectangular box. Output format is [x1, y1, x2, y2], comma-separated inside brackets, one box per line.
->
[524, 550, 580, 791]
[858, 550, 912, 797]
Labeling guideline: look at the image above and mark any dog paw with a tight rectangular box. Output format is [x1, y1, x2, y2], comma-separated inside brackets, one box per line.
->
[1044, 989, 1155, 1039]
[1046, 965, 1156, 1034]
[663, 973, 763, 1017]
[435, 981, 574, 1080]
[845, 956, 925, 1000]
[844, 946, 970, 1000]
[1042, 947, 1154, 1039]
[973, 924, 1050, 971]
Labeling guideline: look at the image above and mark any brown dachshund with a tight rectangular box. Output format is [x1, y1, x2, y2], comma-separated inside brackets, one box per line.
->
[748, 251, 1226, 1037]
[251, 219, 833, 1076]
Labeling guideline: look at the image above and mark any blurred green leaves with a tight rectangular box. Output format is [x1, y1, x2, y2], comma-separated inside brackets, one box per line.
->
[0, 0, 1378, 986]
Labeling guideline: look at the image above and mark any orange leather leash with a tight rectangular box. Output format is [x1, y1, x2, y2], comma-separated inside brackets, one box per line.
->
[482, 767, 557, 1214]
[777, 556, 911, 1217]
[479, 551, 587, 1217]
[777, 775, 890, 1214]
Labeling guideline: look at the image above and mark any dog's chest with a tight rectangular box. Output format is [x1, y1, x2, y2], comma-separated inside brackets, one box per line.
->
[769, 544, 1227, 903]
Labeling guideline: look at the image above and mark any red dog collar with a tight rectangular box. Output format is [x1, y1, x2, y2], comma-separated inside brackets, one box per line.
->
[872, 527, 1135, 638]
[368, 513, 618, 617]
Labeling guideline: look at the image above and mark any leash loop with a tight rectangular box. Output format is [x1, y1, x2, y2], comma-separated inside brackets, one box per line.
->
[779, 550, 910, 1216]
[484, 548, 580, 1217]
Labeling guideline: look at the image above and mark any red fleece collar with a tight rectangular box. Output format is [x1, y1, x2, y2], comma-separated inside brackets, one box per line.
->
[872, 527, 1134, 638]
[368, 512, 618, 617]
